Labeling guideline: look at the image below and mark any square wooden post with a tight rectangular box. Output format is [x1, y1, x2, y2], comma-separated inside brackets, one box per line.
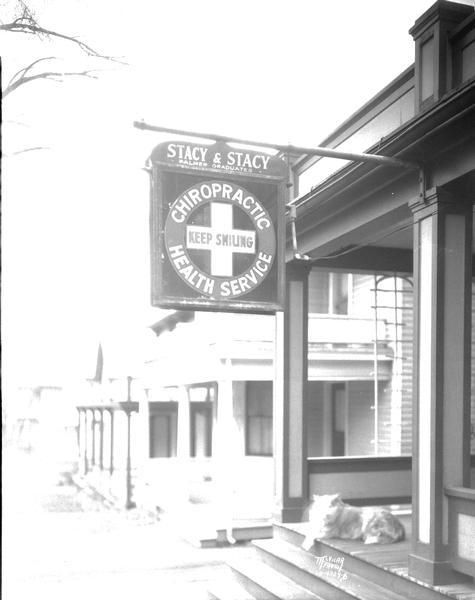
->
[177, 385, 191, 458]
[273, 261, 310, 522]
[89, 408, 95, 469]
[216, 362, 239, 541]
[78, 408, 88, 475]
[408, 187, 472, 585]
[125, 408, 135, 509]
[98, 409, 104, 471]
[109, 409, 114, 475]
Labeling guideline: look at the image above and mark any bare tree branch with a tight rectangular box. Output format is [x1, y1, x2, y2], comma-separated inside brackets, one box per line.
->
[0, 16, 126, 64]
[7, 56, 56, 89]
[1, 1, 126, 155]
[3, 62, 100, 98]
[6, 146, 50, 156]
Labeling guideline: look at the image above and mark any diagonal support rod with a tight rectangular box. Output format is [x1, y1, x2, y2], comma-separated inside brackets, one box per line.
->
[135, 120, 425, 263]
[133, 120, 421, 172]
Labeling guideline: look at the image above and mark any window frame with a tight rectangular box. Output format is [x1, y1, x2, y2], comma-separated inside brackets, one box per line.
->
[149, 401, 178, 458]
[189, 401, 213, 457]
[187, 381, 216, 458]
[245, 381, 273, 457]
[309, 270, 352, 315]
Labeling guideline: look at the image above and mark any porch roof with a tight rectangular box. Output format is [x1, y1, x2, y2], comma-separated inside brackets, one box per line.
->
[289, 80, 475, 266]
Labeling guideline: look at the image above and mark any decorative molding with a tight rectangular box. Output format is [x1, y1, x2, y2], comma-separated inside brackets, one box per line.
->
[409, 1, 473, 40]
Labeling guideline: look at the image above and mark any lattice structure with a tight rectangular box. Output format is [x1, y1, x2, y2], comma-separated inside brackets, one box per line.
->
[372, 274, 414, 456]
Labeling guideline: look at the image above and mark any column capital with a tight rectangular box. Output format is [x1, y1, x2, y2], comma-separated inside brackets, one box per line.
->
[409, 1, 472, 110]
[409, 1, 472, 41]
[286, 259, 312, 281]
[409, 186, 472, 218]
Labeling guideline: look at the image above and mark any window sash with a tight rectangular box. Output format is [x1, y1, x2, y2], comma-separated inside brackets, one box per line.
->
[190, 403, 212, 457]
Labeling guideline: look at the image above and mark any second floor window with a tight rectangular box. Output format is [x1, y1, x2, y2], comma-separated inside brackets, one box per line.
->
[309, 271, 350, 315]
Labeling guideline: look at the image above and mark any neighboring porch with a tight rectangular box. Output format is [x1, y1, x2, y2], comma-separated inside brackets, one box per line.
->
[76, 400, 139, 509]
[136, 454, 274, 547]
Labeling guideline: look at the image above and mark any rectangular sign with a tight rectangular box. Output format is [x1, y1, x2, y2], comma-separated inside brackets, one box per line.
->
[149, 141, 287, 313]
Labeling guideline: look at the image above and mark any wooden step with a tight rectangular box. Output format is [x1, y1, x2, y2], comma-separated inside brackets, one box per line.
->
[229, 557, 327, 600]
[254, 538, 409, 600]
[207, 575, 258, 600]
[273, 522, 306, 547]
[273, 523, 449, 600]
[311, 538, 449, 600]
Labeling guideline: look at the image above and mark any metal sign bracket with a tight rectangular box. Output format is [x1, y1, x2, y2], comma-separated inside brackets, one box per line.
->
[134, 121, 424, 263]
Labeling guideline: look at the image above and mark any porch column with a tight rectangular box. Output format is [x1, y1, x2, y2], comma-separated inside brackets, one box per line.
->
[408, 187, 472, 585]
[177, 386, 191, 458]
[215, 364, 237, 459]
[84, 409, 92, 472]
[125, 408, 134, 509]
[109, 409, 114, 475]
[90, 408, 96, 468]
[76, 408, 81, 457]
[138, 388, 150, 465]
[216, 361, 239, 540]
[273, 261, 310, 522]
[78, 409, 88, 475]
[98, 409, 104, 470]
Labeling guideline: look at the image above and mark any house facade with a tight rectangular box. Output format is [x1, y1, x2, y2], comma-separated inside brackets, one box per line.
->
[76, 268, 415, 539]
[274, 0, 475, 586]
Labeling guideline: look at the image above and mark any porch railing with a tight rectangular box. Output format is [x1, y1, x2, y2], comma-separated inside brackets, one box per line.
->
[445, 486, 475, 578]
[308, 455, 411, 506]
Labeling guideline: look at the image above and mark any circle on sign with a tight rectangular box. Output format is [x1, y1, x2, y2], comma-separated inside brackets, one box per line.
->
[164, 180, 276, 299]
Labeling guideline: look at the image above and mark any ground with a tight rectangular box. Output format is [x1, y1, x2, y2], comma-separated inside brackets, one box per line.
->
[3, 452, 253, 600]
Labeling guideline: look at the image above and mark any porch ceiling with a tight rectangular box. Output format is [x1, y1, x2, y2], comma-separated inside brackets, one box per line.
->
[364, 209, 475, 252]
[365, 173, 475, 252]
[304, 196, 475, 273]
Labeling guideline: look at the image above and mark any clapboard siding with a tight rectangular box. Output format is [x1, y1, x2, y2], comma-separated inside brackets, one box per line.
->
[306, 382, 325, 457]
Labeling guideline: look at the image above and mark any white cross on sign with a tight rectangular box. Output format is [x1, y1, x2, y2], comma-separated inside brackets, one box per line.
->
[186, 203, 256, 277]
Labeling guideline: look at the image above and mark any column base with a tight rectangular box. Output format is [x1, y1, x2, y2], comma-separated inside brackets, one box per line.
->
[273, 505, 306, 523]
[408, 553, 472, 585]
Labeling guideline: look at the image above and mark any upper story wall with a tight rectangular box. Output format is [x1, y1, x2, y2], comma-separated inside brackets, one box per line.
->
[293, 1, 474, 198]
[296, 69, 416, 197]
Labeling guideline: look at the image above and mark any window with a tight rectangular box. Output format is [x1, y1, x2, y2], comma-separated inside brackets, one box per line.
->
[190, 403, 213, 457]
[308, 270, 350, 315]
[306, 273, 414, 458]
[462, 39, 475, 82]
[149, 402, 177, 458]
[188, 382, 215, 457]
[246, 382, 273, 456]
[420, 36, 434, 102]
[331, 273, 349, 314]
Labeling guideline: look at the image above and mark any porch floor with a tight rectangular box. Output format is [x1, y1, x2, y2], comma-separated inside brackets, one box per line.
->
[287, 516, 475, 600]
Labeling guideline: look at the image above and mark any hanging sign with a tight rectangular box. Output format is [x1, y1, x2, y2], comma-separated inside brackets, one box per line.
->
[148, 141, 287, 313]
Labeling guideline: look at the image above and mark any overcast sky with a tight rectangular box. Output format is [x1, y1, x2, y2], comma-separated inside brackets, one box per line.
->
[2, 0, 473, 388]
